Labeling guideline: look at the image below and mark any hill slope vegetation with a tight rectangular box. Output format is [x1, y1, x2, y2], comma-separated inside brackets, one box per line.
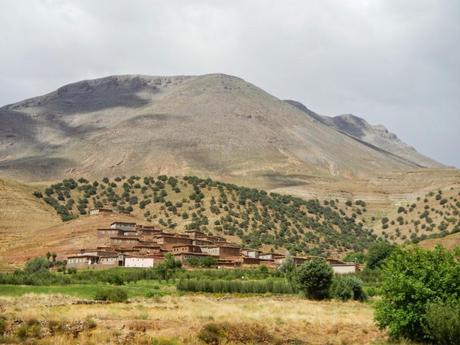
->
[34, 175, 377, 256]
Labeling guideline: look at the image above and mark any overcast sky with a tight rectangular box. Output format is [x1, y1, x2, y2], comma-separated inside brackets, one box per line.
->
[1, 0, 459, 167]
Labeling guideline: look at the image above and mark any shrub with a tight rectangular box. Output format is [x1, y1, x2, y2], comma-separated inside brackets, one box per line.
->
[94, 288, 128, 302]
[33, 191, 43, 198]
[424, 300, 460, 345]
[24, 257, 50, 274]
[295, 257, 333, 300]
[197, 323, 224, 345]
[197, 322, 275, 345]
[0, 316, 6, 335]
[331, 276, 367, 302]
[374, 246, 460, 342]
[366, 241, 394, 270]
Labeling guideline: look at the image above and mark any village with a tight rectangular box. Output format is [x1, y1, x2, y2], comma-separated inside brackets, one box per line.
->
[67, 217, 358, 274]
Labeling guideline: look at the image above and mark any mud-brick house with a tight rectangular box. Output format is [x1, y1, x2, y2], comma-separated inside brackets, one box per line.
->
[155, 234, 193, 250]
[136, 226, 162, 238]
[67, 254, 99, 269]
[110, 236, 140, 247]
[172, 244, 203, 254]
[217, 258, 242, 268]
[97, 228, 124, 238]
[133, 243, 162, 255]
[191, 238, 213, 246]
[110, 222, 136, 231]
[98, 252, 122, 267]
[331, 263, 358, 274]
[241, 257, 262, 266]
[89, 208, 113, 216]
[201, 244, 241, 258]
[184, 230, 207, 239]
[172, 251, 214, 263]
[66, 250, 120, 269]
[326, 258, 357, 274]
[259, 252, 285, 261]
[242, 249, 260, 258]
[293, 256, 312, 265]
[206, 235, 227, 244]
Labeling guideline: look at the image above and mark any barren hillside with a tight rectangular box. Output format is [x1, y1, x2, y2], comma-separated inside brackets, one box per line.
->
[0, 74, 434, 184]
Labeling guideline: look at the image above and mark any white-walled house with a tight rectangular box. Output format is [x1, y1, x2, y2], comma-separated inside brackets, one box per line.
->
[331, 263, 357, 274]
[110, 222, 136, 231]
[124, 256, 155, 268]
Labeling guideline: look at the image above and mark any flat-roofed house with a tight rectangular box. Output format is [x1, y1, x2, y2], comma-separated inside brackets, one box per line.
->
[172, 244, 203, 254]
[242, 257, 262, 266]
[110, 236, 140, 246]
[331, 263, 358, 274]
[192, 238, 213, 246]
[67, 254, 99, 269]
[110, 222, 136, 231]
[89, 208, 113, 216]
[124, 255, 155, 268]
[259, 252, 285, 261]
[201, 244, 241, 258]
[206, 235, 227, 244]
[172, 251, 214, 263]
[97, 252, 120, 267]
[293, 256, 312, 265]
[184, 230, 207, 239]
[133, 243, 162, 255]
[326, 257, 345, 265]
[155, 235, 193, 250]
[136, 227, 162, 238]
[242, 249, 260, 258]
[217, 258, 242, 268]
[97, 228, 124, 238]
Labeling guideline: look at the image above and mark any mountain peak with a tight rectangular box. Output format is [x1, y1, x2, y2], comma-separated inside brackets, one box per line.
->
[286, 100, 443, 169]
[0, 75, 443, 182]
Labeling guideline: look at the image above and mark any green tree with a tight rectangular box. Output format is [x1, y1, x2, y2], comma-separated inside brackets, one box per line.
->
[295, 257, 333, 300]
[374, 245, 460, 342]
[366, 241, 394, 270]
[278, 254, 297, 287]
[24, 257, 50, 274]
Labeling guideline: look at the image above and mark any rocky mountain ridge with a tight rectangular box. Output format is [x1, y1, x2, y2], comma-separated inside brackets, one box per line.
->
[0, 74, 442, 183]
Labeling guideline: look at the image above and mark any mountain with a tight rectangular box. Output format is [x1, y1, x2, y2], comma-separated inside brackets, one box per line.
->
[285, 100, 442, 168]
[0, 74, 440, 183]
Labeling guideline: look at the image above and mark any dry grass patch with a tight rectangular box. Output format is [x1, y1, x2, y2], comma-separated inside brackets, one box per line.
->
[0, 293, 387, 344]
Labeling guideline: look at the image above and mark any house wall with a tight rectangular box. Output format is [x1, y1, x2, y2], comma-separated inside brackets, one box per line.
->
[332, 264, 356, 274]
[201, 247, 219, 256]
[97, 229, 122, 238]
[110, 223, 136, 231]
[243, 250, 259, 258]
[220, 246, 241, 257]
[124, 257, 154, 268]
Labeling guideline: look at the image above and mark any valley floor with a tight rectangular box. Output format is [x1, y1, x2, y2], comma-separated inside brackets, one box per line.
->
[0, 293, 389, 345]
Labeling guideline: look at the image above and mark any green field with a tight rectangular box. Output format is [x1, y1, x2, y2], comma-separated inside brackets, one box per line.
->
[0, 280, 173, 299]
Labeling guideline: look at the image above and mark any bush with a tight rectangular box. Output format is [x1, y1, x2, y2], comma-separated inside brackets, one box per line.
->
[424, 300, 460, 345]
[94, 288, 128, 302]
[366, 241, 394, 270]
[295, 257, 333, 300]
[374, 246, 460, 342]
[197, 323, 224, 345]
[176, 278, 293, 294]
[331, 275, 367, 302]
[24, 257, 50, 274]
[0, 316, 6, 335]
